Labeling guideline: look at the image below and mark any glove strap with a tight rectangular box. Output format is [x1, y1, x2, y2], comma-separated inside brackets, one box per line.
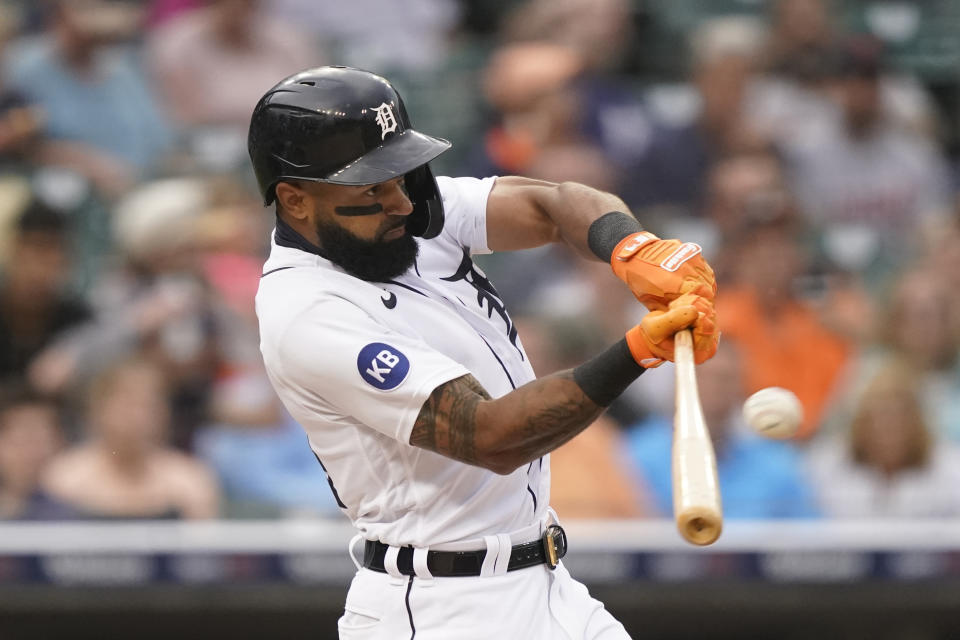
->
[624, 326, 665, 369]
[611, 232, 659, 265]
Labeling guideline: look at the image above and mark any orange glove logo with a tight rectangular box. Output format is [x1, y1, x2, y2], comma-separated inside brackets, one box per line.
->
[611, 232, 717, 311]
[659, 242, 703, 272]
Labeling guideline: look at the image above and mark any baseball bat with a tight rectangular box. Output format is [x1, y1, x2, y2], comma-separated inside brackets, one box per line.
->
[672, 329, 723, 545]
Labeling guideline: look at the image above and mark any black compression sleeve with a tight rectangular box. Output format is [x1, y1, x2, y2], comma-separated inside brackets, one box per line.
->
[572, 338, 645, 407]
[587, 211, 643, 262]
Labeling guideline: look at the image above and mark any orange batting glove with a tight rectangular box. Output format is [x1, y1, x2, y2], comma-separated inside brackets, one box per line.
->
[624, 303, 699, 368]
[610, 232, 717, 311]
[672, 292, 720, 364]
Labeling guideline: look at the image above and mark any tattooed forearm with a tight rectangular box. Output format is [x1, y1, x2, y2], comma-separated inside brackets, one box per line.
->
[410, 374, 490, 464]
[410, 370, 604, 473]
[509, 371, 604, 462]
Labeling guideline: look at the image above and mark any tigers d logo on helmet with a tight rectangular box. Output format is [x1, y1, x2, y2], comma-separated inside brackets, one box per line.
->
[373, 102, 398, 140]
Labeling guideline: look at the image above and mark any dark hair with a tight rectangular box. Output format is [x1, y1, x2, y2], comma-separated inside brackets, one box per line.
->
[0, 381, 62, 429]
[15, 197, 68, 235]
[831, 35, 885, 79]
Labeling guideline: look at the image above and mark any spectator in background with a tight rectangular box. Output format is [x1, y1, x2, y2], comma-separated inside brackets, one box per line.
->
[626, 340, 819, 519]
[823, 267, 960, 442]
[0, 196, 90, 385]
[0, 175, 30, 261]
[264, 0, 459, 72]
[782, 36, 952, 283]
[475, 41, 617, 190]
[751, 0, 940, 145]
[5, 0, 171, 197]
[0, 93, 41, 169]
[29, 178, 264, 450]
[25, 178, 210, 399]
[0, 385, 75, 520]
[501, 0, 633, 75]
[763, 0, 835, 81]
[0, 2, 43, 171]
[880, 269, 960, 440]
[746, 0, 839, 148]
[42, 356, 220, 519]
[189, 177, 281, 431]
[1, 1, 46, 36]
[144, 0, 202, 29]
[147, 0, 318, 166]
[193, 176, 270, 331]
[717, 201, 852, 440]
[498, 0, 667, 213]
[921, 216, 960, 341]
[807, 360, 960, 518]
[626, 17, 769, 216]
[699, 150, 791, 276]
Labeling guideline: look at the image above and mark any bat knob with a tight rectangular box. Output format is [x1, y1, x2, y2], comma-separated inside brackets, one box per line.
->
[677, 509, 722, 546]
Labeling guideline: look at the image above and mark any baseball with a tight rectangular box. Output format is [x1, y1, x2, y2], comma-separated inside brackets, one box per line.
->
[742, 387, 803, 439]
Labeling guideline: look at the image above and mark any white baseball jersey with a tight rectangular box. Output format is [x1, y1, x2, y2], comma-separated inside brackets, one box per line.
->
[256, 176, 549, 547]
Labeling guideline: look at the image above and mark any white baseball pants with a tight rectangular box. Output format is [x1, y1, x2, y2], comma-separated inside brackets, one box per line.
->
[337, 554, 631, 639]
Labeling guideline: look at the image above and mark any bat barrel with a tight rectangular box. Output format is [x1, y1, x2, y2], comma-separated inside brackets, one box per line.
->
[672, 330, 723, 546]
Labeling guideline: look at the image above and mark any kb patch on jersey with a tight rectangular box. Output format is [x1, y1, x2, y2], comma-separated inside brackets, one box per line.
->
[357, 343, 410, 390]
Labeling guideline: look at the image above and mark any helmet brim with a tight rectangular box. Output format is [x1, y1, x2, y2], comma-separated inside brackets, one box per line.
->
[321, 129, 451, 186]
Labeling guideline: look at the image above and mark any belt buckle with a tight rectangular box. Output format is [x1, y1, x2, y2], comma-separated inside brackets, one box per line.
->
[541, 524, 567, 570]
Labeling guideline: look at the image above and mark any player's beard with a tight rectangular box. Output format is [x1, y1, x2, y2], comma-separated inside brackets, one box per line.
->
[316, 218, 419, 282]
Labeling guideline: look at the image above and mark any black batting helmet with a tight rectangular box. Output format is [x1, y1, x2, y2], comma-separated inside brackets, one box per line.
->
[248, 66, 451, 239]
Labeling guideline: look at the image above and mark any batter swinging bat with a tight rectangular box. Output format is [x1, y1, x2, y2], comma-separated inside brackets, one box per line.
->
[672, 329, 723, 545]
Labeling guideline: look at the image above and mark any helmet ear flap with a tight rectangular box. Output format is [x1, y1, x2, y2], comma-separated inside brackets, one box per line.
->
[404, 164, 444, 239]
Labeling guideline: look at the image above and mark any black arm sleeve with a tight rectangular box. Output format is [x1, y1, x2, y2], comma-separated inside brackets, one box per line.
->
[587, 211, 643, 262]
[572, 338, 645, 407]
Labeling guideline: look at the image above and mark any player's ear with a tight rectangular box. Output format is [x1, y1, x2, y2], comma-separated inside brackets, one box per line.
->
[275, 181, 311, 221]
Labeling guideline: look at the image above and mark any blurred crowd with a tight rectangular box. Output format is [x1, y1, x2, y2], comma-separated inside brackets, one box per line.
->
[1, 0, 960, 522]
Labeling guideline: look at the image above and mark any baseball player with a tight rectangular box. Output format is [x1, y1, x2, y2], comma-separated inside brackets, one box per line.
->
[249, 66, 719, 640]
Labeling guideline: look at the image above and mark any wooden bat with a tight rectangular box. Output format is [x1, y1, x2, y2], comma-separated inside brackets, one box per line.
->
[672, 329, 723, 545]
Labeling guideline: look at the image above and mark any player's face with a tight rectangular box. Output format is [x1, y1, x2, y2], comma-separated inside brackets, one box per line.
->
[307, 177, 419, 281]
[317, 176, 415, 241]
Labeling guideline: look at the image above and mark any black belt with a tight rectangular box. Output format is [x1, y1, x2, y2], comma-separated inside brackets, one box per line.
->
[362, 525, 567, 577]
